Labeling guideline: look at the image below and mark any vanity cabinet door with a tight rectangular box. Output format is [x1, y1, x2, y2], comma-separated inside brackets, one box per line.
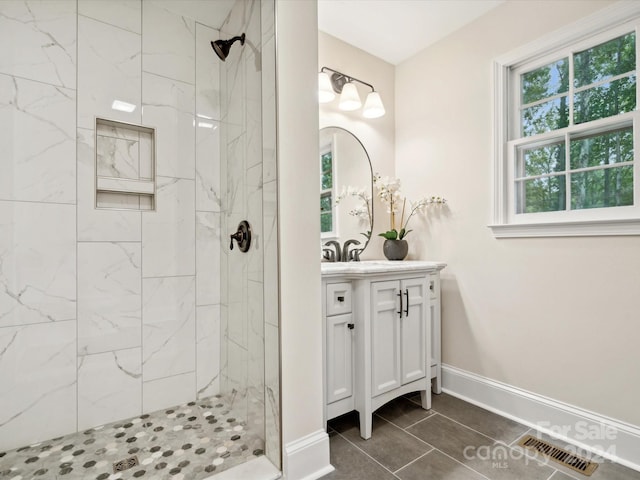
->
[326, 313, 354, 404]
[400, 277, 428, 385]
[371, 277, 428, 398]
[371, 280, 402, 397]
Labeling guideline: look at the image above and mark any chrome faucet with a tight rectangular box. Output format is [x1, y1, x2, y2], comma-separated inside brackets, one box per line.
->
[322, 248, 336, 262]
[322, 240, 342, 263]
[342, 239, 362, 262]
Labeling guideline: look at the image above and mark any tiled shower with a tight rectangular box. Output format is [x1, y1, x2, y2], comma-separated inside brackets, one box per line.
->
[0, 0, 280, 477]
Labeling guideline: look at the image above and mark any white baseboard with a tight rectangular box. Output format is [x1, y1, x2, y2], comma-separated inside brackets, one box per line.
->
[283, 429, 334, 480]
[442, 364, 640, 472]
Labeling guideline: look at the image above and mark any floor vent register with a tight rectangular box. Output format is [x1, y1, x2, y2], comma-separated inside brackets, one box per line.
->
[517, 434, 599, 476]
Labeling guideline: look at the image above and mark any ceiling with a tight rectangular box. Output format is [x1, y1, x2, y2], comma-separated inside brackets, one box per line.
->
[318, 0, 504, 65]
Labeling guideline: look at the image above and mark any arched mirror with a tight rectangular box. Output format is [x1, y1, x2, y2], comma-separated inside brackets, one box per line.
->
[320, 126, 374, 261]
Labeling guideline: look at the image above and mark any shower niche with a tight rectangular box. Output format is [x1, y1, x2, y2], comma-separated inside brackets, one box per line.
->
[95, 118, 156, 211]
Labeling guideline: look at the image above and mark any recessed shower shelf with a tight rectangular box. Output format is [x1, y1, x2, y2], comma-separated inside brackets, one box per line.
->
[95, 117, 156, 211]
[96, 177, 155, 195]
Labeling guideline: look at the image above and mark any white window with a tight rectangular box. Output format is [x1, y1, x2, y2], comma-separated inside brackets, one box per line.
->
[320, 141, 336, 238]
[491, 4, 640, 237]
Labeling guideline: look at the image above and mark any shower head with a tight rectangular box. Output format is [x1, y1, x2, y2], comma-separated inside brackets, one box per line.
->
[211, 33, 246, 61]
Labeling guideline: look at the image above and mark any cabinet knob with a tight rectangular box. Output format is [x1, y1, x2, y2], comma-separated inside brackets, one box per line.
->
[337, 296, 345, 302]
[347, 323, 354, 330]
[429, 282, 434, 291]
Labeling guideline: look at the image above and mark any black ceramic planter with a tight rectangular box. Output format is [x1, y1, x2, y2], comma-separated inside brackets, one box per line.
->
[382, 239, 408, 261]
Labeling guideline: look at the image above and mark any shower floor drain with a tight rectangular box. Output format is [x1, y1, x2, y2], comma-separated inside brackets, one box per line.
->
[517, 435, 598, 476]
[113, 455, 139, 473]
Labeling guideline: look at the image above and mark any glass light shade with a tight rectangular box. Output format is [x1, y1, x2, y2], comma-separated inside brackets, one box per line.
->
[339, 82, 362, 111]
[318, 72, 335, 103]
[362, 91, 385, 118]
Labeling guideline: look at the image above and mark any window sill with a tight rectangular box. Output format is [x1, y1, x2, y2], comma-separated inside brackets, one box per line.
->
[488, 218, 640, 238]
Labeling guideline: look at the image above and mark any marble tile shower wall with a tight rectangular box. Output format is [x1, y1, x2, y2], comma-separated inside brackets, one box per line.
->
[0, 0, 227, 452]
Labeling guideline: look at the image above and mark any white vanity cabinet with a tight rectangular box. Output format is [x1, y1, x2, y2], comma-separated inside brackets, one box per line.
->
[321, 261, 445, 440]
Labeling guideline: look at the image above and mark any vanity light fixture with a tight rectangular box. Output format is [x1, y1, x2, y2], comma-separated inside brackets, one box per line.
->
[318, 66, 385, 118]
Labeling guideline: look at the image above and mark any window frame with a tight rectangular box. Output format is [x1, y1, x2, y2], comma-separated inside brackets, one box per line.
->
[490, 3, 640, 238]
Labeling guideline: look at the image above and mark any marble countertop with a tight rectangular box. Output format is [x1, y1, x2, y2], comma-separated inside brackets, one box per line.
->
[321, 260, 446, 277]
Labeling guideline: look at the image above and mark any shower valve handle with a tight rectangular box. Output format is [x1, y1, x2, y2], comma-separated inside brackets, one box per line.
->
[229, 232, 241, 250]
[229, 220, 252, 253]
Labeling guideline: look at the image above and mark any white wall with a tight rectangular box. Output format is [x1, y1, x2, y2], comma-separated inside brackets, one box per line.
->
[277, 0, 332, 478]
[396, 0, 640, 428]
[319, 32, 395, 258]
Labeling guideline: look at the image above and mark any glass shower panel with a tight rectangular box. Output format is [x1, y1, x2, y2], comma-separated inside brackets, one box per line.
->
[218, 0, 280, 469]
[219, 0, 266, 453]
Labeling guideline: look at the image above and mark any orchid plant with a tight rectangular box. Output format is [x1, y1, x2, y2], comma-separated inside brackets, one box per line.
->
[374, 173, 446, 240]
[335, 185, 373, 241]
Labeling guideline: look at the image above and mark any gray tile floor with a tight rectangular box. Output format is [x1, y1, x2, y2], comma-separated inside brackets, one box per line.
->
[324, 393, 640, 480]
[0, 394, 264, 480]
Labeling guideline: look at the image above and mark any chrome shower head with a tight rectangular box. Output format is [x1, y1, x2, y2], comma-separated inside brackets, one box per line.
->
[211, 33, 246, 61]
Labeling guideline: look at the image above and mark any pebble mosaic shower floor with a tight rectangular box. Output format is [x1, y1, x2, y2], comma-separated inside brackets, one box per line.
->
[0, 394, 265, 480]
